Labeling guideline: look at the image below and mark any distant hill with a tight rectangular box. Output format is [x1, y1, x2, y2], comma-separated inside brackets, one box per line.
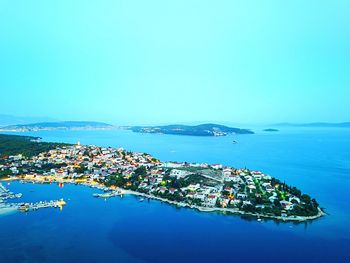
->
[129, 123, 254, 136]
[276, 122, 350, 128]
[0, 121, 114, 131]
[0, 114, 57, 127]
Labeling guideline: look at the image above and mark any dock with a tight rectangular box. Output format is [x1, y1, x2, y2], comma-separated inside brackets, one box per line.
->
[93, 190, 123, 198]
[17, 199, 66, 212]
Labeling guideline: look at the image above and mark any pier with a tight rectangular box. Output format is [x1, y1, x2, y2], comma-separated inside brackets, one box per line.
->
[93, 190, 123, 198]
[17, 199, 66, 212]
[0, 183, 22, 201]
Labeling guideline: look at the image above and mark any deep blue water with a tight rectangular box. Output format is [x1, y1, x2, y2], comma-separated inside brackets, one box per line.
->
[1, 128, 350, 263]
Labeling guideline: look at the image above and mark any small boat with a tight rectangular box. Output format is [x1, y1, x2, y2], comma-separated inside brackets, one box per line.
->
[257, 218, 262, 222]
[232, 140, 238, 144]
[139, 198, 144, 202]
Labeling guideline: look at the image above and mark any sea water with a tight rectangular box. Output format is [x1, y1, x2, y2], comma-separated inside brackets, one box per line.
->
[0, 128, 349, 263]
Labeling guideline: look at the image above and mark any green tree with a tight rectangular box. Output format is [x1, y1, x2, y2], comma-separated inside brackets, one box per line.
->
[301, 194, 311, 204]
[134, 166, 147, 176]
[0, 169, 12, 179]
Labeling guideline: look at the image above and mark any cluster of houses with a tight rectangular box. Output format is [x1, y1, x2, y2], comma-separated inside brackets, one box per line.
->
[1, 142, 156, 180]
[0, 142, 302, 214]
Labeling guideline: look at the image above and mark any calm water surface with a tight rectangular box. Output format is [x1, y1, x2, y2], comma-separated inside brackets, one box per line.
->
[0, 128, 349, 263]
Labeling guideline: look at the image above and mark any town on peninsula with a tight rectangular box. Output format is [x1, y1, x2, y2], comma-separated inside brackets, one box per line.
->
[0, 134, 324, 221]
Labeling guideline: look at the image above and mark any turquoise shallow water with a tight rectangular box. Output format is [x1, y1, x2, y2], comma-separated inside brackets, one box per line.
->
[1, 128, 350, 263]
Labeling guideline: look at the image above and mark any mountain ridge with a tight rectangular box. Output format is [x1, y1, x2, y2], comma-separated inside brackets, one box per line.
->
[0, 121, 114, 131]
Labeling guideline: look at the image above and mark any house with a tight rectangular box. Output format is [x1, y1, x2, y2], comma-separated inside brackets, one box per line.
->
[222, 168, 232, 178]
[222, 197, 231, 206]
[155, 176, 163, 184]
[9, 167, 19, 174]
[139, 182, 148, 188]
[169, 188, 177, 194]
[211, 164, 223, 170]
[265, 186, 274, 193]
[223, 186, 233, 193]
[206, 195, 218, 207]
[280, 200, 294, 210]
[186, 192, 196, 199]
[247, 184, 256, 190]
[263, 175, 272, 180]
[158, 187, 167, 194]
[194, 193, 206, 201]
[226, 174, 241, 183]
[252, 173, 263, 180]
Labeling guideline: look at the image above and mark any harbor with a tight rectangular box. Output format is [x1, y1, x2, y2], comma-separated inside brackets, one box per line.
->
[0, 182, 66, 213]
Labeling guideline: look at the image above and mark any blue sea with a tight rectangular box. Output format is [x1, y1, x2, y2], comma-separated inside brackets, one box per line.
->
[1, 128, 350, 263]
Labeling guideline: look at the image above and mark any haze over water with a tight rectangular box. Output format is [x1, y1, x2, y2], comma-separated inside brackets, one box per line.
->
[1, 128, 349, 263]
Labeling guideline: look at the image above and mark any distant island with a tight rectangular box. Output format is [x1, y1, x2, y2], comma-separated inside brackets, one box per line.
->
[0, 121, 114, 132]
[276, 122, 350, 128]
[264, 129, 279, 132]
[129, 123, 254, 137]
[0, 134, 323, 221]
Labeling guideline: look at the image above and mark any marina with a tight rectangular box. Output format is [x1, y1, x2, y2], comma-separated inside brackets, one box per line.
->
[0, 182, 66, 213]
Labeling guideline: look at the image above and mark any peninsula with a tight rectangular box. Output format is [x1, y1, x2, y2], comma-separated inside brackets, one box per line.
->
[129, 123, 254, 136]
[0, 134, 323, 221]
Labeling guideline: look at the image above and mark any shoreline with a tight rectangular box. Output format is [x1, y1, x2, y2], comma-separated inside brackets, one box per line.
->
[2, 178, 325, 222]
[122, 189, 325, 222]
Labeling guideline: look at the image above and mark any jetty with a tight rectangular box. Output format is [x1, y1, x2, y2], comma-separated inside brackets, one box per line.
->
[93, 190, 123, 198]
[17, 199, 66, 212]
[0, 183, 22, 201]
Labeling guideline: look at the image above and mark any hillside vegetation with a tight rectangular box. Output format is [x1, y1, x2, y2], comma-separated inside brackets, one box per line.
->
[0, 134, 68, 158]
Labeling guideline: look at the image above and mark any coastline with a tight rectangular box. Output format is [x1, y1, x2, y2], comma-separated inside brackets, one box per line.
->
[122, 189, 325, 222]
[2, 178, 325, 222]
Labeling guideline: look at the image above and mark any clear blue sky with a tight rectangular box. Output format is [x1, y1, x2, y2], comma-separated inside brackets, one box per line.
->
[0, 0, 349, 125]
